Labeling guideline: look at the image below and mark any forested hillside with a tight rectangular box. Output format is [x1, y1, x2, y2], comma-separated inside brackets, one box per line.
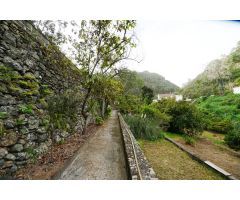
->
[137, 71, 179, 94]
[182, 41, 240, 99]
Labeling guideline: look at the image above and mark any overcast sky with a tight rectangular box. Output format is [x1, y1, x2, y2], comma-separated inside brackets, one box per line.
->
[127, 20, 240, 87]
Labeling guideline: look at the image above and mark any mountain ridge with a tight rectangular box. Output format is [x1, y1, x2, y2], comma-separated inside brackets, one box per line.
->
[136, 70, 180, 94]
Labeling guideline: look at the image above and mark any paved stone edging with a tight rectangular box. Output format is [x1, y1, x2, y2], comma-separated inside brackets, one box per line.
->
[165, 137, 238, 180]
[118, 113, 158, 180]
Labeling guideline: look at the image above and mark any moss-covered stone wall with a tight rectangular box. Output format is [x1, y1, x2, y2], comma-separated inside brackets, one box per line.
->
[0, 20, 82, 177]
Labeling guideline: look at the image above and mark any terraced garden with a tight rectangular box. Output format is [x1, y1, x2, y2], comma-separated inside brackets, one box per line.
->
[138, 139, 226, 180]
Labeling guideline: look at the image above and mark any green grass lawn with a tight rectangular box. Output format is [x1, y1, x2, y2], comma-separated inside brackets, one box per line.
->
[138, 139, 226, 180]
[201, 131, 225, 145]
[164, 132, 183, 140]
[165, 130, 226, 147]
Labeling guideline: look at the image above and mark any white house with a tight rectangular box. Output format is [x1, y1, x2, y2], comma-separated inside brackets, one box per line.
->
[233, 86, 240, 94]
[157, 94, 183, 102]
[175, 95, 183, 101]
[157, 93, 175, 101]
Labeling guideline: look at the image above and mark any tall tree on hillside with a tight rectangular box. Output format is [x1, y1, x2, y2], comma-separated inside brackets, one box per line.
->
[141, 86, 154, 104]
[117, 69, 144, 96]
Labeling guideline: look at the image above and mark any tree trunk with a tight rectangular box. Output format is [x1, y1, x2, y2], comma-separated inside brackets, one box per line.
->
[81, 87, 91, 135]
[101, 98, 105, 118]
[81, 116, 88, 135]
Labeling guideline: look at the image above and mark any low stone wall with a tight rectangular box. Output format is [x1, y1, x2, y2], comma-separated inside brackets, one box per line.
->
[118, 113, 158, 180]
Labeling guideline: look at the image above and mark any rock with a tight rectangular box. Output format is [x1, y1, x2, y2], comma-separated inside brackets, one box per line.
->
[6, 164, 17, 173]
[60, 131, 69, 138]
[37, 133, 48, 142]
[0, 148, 8, 159]
[4, 32, 16, 46]
[24, 141, 36, 149]
[7, 46, 22, 60]
[36, 127, 47, 134]
[3, 56, 23, 72]
[0, 131, 17, 147]
[0, 84, 8, 93]
[28, 117, 39, 130]
[2, 160, 13, 169]
[1, 24, 9, 31]
[4, 119, 15, 129]
[31, 52, 39, 60]
[39, 63, 46, 71]
[15, 160, 27, 166]
[15, 152, 29, 161]
[0, 95, 16, 106]
[0, 159, 4, 167]
[27, 133, 37, 141]
[0, 105, 18, 116]
[36, 143, 48, 154]
[52, 130, 62, 143]
[0, 99, 7, 106]
[25, 59, 34, 68]
[53, 134, 61, 143]
[19, 127, 29, 135]
[0, 41, 10, 50]
[5, 153, 16, 161]
[18, 139, 26, 145]
[45, 139, 52, 147]
[10, 144, 23, 152]
[34, 71, 40, 79]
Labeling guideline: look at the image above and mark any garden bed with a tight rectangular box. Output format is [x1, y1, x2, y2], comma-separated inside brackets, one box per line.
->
[167, 131, 240, 179]
[138, 139, 226, 180]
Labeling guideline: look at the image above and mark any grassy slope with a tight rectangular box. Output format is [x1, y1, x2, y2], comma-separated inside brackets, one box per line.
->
[138, 139, 225, 180]
[196, 94, 240, 123]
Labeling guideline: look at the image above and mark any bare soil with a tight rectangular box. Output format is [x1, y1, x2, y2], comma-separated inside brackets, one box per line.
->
[15, 124, 99, 180]
[174, 132, 240, 179]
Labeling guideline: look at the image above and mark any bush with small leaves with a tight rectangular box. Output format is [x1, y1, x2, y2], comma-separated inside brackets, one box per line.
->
[224, 123, 240, 150]
[124, 115, 165, 141]
[95, 116, 104, 125]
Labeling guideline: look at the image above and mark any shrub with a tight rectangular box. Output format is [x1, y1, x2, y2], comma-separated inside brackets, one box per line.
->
[224, 123, 240, 150]
[124, 115, 164, 141]
[18, 104, 34, 114]
[95, 116, 104, 125]
[196, 94, 240, 133]
[25, 147, 38, 162]
[117, 94, 142, 114]
[47, 89, 82, 132]
[106, 106, 112, 117]
[183, 135, 196, 146]
[0, 112, 8, 119]
[207, 118, 233, 133]
[156, 99, 205, 136]
[141, 104, 171, 131]
[16, 119, 26, 126]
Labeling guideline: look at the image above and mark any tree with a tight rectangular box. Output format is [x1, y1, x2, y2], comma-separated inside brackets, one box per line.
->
[91, 75, 123, 117]
[141, 86, 154, 104]
[35, 20, 137, 133]
[117, 68, 144, 96]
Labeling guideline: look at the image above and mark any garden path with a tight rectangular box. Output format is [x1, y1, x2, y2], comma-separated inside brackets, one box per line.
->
[56, 110, 128, 180]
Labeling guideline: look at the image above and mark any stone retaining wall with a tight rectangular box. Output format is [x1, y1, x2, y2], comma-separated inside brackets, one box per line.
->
[0, 20, 84, 177]
[118, 113, 158, 180]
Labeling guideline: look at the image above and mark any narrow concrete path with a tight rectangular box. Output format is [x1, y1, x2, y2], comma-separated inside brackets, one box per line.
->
[57, 110, 128, 180]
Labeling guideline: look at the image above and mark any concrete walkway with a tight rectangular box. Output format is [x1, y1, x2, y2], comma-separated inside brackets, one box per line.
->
[57, 110, 128, 180]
